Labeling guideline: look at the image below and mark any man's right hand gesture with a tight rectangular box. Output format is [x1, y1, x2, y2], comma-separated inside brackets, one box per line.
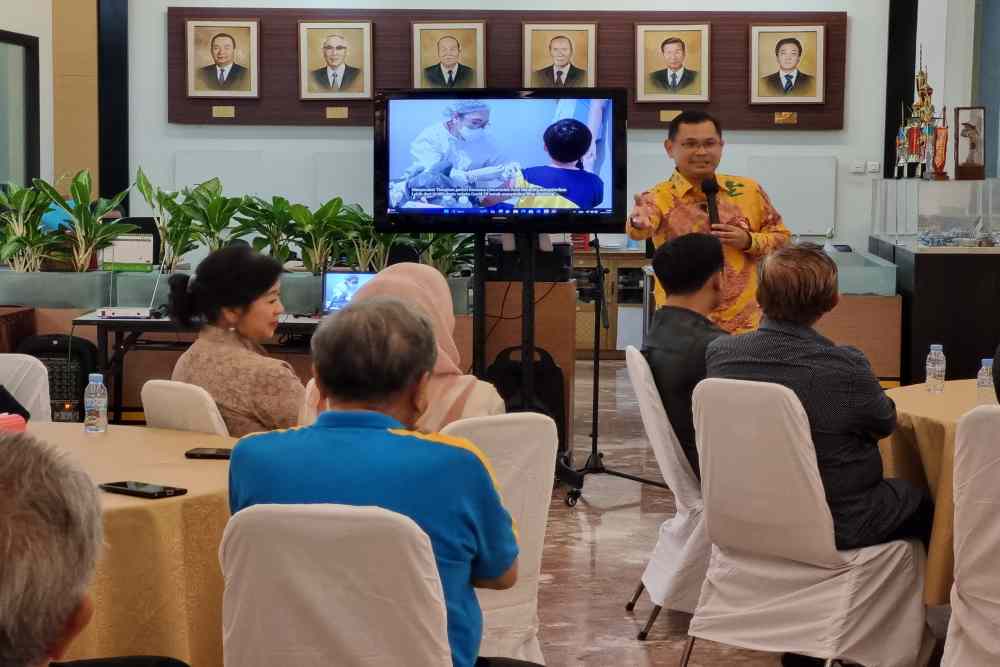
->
[629, 193, 658, 232]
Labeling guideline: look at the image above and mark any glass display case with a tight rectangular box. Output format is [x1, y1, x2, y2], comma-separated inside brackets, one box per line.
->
[871, 178, 1000, 251]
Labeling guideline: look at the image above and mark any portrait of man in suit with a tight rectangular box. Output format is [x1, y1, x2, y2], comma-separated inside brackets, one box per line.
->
[311, 34, 361, 91]
[532, 36, 587, 87]
[760, 37, 816, 97]
[196, 33, 249, 91]
[649, 37, 699, 94]
[299, 22, 371, 100]
[186, 20, 258, 98]
[422, 35, 476, 88]
[523, 24, 596, 89]
[636, 25, 709, 103]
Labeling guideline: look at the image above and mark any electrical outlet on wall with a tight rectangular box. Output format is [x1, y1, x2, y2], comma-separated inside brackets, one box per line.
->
[850, 161, 866, 174]
[867, 161, 881, 173]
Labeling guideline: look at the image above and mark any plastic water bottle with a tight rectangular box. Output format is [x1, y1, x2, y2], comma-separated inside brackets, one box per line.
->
[926, 344, 946, 394]
[977, 359, 996, 405]
[84, 373, 108, 433]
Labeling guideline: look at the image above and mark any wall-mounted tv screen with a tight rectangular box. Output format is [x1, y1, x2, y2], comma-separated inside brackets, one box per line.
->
[374, 88, 627, 233]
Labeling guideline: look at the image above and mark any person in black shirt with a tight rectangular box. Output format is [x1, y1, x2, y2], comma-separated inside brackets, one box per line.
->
[706, 243, 932, 552]
[521, 118, 604, 209]
[994, 342, 999, 400]
[643, 233, 726, 480]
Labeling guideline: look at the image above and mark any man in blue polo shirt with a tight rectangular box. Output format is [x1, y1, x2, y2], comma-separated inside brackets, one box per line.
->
[229, 297, 535, 667]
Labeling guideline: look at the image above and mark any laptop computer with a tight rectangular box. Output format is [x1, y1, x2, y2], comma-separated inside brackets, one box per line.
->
[322, 271, 375, 314]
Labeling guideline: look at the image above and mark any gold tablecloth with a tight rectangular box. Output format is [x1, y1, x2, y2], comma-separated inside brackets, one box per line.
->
[29, 423, 235, 667]
[881, 379, 978, 606]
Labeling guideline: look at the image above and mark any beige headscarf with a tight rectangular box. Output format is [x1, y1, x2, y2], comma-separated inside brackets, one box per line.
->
[299, 263, 481, 431]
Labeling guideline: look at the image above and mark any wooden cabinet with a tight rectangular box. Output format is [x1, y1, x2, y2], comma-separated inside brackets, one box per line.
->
[573, 251, 649, 359]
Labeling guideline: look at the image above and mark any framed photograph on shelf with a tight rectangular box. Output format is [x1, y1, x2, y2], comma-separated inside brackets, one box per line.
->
[522, 23, 596, 88]
[955, 106, 986, 180]
[412, 22, 485, 89]
[749, 24, 825, 104]
[635, 24, 710, 103]
[298, 21, 372, 100]
[185, 18, 259, 98]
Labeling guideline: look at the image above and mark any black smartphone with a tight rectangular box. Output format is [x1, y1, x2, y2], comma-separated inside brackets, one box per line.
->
[185, 447, 232, 460]
[99, 481, 188, 499]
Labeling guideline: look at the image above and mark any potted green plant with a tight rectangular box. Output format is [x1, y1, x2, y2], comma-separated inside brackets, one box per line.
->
[0, 182, 60, 272]
[232, 196, 297, 264]
[33, 170, 135, 273]
[414, 232, 476, 277]
[0, 172, 135, 308]
[135, 168, 199, 273]
[342, 205, 409, 272]
[179, 178, 246, 252]
[289, 197, 353, 276]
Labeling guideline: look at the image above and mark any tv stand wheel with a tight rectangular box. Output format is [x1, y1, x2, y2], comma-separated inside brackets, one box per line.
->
[565, 489, 581, 507]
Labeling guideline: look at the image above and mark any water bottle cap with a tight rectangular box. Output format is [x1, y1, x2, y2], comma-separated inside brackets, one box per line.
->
[88, 373, 103, 384]
[984, 359, 994, 368]
[930, 344, 943, 352]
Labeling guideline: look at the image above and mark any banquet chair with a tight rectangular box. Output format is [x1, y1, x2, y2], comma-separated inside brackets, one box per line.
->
[942, 405, 1000, 666]
[442, 412, 558, 665]
[0, 353, 51, 421]
[141, 380, 228, 435]
[682, 378, 928, 667]
[622, 346, 709, 640]
[219, 504, 452, 667]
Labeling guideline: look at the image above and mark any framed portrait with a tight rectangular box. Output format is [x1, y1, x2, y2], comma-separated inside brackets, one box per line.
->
[523, 23, 596, 88]
[186, 19, 259, 98]
[749, 24, 825, 105]
[955, 106, 986, 180]
[412, 22, 485, 89]
[298, 22, 373, 100]
[635, 24, 710, 103]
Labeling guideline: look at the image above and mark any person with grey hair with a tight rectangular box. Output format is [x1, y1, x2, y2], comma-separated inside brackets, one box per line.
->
[229, 298, 537, 667]
[422, 35, 475, 88]
[0, 432, 186, 667]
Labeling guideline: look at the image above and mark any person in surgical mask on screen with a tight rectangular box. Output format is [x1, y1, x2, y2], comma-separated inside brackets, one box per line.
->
[395, 100, 516, 208]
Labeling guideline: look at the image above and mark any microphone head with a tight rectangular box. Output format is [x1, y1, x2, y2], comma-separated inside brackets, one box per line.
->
[701, 178, 720, 195]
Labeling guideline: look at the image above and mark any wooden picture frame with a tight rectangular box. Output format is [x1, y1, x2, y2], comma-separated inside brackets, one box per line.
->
[635, 23, 710, 103]
[522, 23, 597, 88]
[749, 24, 825, 105]
[185, 18, 260, 98]
[412, 21, 486, 89]
[955, 106, 986, 181]
[298, 21, 373, 100]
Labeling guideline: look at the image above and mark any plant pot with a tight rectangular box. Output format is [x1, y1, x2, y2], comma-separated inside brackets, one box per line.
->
[0, 270, 112, 309]
[113, 270, 178, 307]
[280, 273, 322, 315]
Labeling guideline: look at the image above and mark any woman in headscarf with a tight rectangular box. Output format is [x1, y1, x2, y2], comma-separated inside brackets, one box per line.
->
[299, 263, 505, 431]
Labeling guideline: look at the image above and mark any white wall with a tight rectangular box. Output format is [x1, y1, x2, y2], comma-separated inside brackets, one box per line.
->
[1, 0, 54, 181]
[130, 0, 892, 252]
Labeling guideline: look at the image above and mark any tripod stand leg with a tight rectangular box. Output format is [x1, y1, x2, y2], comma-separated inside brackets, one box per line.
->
[626, 581, 645, 611]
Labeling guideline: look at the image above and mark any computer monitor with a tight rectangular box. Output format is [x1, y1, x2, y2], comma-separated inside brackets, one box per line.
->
[374, 88, 627, 233]
[322, 272, 375, 314]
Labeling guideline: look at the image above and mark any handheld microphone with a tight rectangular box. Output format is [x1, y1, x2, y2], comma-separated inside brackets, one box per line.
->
[701, 178, 721, 230]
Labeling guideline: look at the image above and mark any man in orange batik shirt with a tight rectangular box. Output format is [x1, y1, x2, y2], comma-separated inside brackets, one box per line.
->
[628, 110, 790, 334]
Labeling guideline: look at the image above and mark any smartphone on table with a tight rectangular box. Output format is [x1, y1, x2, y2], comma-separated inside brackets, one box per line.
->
[99, 481, 188, 499]
[185, 447, 232, 460]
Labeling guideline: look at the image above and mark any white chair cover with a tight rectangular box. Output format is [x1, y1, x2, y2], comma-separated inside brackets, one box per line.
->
[624, 346, 708, 613]
[442, 412, 558, 665]
[0, 353, 51, 421]
[141, 379, 228, 435]
[220, 504, 452, 667]
[943, 406, 1000, 667]
[689, 378, 928, 667]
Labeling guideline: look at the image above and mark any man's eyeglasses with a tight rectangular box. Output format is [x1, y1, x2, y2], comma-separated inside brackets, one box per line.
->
[677, 139, 721, 151]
